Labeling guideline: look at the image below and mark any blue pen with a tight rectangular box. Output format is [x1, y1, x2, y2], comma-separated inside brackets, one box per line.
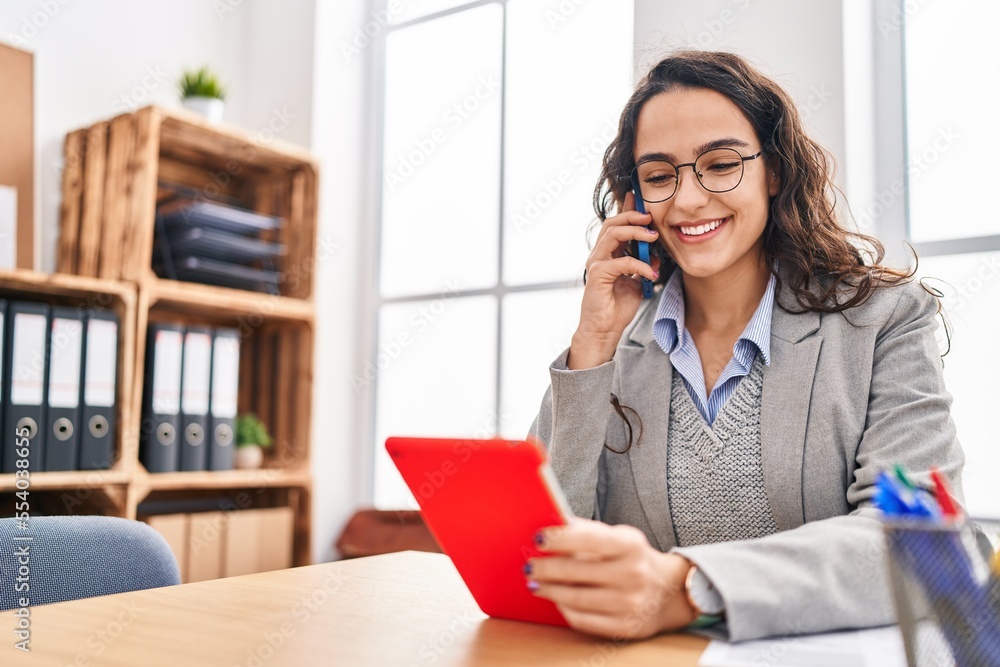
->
[875, 471, 939, 519]
[899, 482, 938, 518]
[875, 471, 907, 516]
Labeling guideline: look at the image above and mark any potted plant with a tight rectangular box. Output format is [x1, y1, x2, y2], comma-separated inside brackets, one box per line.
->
[179, 66, 227, 123]
[235, 413, 272, 469]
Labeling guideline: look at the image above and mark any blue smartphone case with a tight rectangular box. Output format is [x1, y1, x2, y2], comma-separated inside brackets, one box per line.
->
[632, 188, 654, 299]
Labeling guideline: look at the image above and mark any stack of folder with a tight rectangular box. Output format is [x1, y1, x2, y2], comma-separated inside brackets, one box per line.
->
[152, 197, 286, 295]
[140, 323, 240, 473]
[877, 466, 1000, 665]
[0, 299, 119, 473]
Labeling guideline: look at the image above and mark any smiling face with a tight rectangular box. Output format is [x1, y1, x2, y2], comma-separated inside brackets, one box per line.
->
[634, 87, 778, 282]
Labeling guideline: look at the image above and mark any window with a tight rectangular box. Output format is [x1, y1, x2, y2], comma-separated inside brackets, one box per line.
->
[370, 0, 633, 508]
[903, 1, 1000, 245]
[896, 0, 1000, 516]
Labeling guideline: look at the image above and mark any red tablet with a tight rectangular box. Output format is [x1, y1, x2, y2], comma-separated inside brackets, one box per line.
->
[385, 436, 572, 627]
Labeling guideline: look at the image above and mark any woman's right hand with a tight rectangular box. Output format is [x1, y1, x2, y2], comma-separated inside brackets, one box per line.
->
[568, 191, 661, 370]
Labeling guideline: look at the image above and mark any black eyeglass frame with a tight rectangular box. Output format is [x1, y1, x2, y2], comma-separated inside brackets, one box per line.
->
[629, 148, 765, 204]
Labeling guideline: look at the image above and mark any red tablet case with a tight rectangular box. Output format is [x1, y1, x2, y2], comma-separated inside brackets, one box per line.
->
[385, 436, 570, 626]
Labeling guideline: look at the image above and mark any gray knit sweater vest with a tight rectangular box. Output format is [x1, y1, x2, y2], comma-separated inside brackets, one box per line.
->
[666, 353, 780, 547]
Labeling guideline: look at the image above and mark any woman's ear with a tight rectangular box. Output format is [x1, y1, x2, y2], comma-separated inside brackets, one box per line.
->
[767, 160, 781, 197]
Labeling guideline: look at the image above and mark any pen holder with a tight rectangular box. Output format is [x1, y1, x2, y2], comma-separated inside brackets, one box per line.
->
[883, 518, 1000, 667]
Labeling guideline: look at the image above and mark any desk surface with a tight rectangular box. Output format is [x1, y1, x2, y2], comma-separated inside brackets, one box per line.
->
[7, 551, 708, 666]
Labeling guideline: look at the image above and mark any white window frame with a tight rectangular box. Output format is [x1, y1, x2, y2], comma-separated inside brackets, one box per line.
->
[868, 0, 1000, 259]
[361, 0, 584, 504]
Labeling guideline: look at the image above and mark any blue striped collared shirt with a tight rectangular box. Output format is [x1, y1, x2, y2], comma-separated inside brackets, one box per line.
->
[652, 269, 775, 425]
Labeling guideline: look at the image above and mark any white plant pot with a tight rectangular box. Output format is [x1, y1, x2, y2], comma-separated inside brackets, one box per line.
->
[182, 96, 225, 124]
[235, 445, 264, 470]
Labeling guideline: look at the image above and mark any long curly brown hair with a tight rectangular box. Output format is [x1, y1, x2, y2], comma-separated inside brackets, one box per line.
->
[595, 51, 924, 454]
[593, 50, 913, 314]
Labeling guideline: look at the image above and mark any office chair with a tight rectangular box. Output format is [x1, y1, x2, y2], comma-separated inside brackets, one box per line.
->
[0, 515, 181, 611]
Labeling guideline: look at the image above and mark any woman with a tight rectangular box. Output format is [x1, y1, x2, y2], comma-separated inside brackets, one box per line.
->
[526, 51, 964, 642]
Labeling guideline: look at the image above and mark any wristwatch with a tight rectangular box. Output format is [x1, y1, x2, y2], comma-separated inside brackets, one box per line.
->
[684, 565, 725, 627]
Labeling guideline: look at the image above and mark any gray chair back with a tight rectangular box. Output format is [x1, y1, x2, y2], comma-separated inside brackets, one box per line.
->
[0, 515, 181, 611]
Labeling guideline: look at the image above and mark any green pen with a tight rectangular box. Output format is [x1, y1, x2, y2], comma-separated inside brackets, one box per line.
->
[894, 464, 917, 491]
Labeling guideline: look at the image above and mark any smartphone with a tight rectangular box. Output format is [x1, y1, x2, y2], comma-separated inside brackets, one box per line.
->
[631, 182, 654, 299]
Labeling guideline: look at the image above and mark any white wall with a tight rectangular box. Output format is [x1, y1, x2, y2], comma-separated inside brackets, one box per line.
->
[2, 0, 243, 273]
[0, 0, 315, 273]
[307, 0, 375, 563]
[237, 1, 315, 147]
[633, 0, 847, 191]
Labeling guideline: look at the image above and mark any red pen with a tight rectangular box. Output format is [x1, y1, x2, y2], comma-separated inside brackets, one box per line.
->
[930, 467, 961, 518]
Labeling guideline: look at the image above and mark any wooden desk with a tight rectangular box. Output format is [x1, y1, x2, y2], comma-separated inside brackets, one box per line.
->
[6, 551, 708, 666]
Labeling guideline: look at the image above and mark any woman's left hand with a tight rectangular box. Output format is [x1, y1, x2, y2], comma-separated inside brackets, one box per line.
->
[526, 518, 698, 639]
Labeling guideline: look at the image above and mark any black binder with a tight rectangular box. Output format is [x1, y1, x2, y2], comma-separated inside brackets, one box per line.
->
[179, 326, 212, 472]
[141, 322, 184, 473]
[2, 302, 50, 474]
[80, 310, 119, 470]
[155, 227, 287, 263]
[152, 255, 282, 293]
[157, 199, 282, 235]
[208, 328, 240, 471]
[43, 307, 84, 471]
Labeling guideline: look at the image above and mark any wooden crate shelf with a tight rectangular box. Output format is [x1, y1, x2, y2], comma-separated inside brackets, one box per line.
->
[20, 108, 321, 572]
[147, 277, 315, 324]
[135, 468, 311, 492]
[0, 469, 130, 492]
[57, 105, 319, 300]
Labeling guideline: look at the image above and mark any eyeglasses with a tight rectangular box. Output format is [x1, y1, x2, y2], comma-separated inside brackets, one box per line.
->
[631, 147, 765, 204]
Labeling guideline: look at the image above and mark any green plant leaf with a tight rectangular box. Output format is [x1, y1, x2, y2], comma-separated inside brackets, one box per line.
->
[235, 413, 273, 448]
[179, 66, 227, 100]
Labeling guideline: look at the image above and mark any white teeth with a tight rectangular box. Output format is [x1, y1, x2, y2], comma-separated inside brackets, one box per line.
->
[679, 218, 725, 236]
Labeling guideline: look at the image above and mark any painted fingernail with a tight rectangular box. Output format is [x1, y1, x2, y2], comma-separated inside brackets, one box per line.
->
[647, 228, 658, 235]
[527, 580, 540, 592]
[523, 562, 533, 576]
[653, 271, 660, 278]
[534, 532, 545, 547]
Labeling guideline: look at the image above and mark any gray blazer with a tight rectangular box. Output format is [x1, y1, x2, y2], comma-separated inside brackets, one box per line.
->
[528, 277, 965, 642]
